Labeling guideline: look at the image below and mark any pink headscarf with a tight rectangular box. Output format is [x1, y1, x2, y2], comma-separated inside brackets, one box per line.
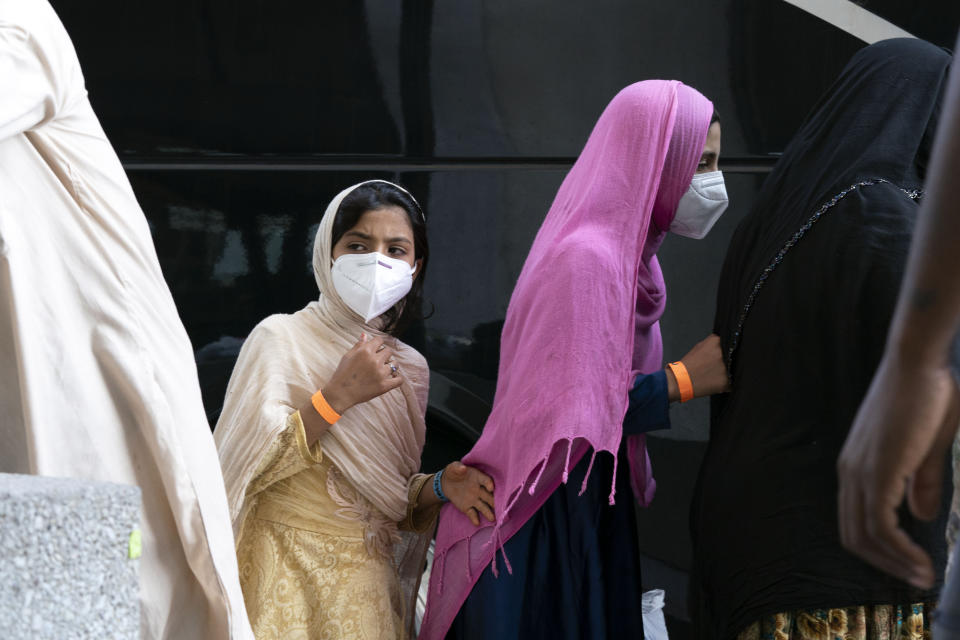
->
[419, 80, 712, 639]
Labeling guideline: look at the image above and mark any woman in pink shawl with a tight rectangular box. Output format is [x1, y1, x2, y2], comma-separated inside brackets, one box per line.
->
[420, 81, 731, 639]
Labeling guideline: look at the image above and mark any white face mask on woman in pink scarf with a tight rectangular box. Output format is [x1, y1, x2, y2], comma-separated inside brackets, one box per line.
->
[670, 170, 729, 239]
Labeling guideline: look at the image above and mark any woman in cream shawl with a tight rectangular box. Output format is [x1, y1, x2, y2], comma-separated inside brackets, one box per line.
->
[215, 180, 495, 639]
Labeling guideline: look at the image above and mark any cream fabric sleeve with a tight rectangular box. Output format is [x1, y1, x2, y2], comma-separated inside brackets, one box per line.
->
[245, 410, 324, 499]
[400, 473, 441, 534]
[0, 16, 77, 140]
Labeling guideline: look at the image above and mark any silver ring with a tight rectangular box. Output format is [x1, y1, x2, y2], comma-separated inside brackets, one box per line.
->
[389, 363, 399, 377]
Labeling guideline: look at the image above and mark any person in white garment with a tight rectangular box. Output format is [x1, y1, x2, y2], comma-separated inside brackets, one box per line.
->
[0, 2, 253, 638]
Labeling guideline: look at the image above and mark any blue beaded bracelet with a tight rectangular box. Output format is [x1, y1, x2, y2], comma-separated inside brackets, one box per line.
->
[433, 469, 449, 502]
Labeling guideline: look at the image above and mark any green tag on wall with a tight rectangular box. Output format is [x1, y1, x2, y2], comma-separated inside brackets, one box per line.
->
[128, 529, 142, 559]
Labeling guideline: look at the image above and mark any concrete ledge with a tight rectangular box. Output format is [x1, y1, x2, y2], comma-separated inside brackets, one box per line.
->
[0, 473, 141, 639]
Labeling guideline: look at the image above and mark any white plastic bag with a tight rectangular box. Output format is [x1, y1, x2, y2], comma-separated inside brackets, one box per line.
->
[415, 540, 435, 636]
[642, 589, 669, 640]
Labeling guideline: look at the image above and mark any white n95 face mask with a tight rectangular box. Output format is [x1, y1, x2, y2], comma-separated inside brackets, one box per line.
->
[331, 252, 416, 322]
[669, 170, 729, 240]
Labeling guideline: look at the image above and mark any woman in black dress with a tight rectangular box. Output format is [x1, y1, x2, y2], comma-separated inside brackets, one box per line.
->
[692, 39, 953, 640]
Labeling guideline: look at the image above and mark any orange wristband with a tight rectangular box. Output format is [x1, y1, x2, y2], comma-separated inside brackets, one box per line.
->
[311, 389, 342, 424]
[667, 361, 694, 403]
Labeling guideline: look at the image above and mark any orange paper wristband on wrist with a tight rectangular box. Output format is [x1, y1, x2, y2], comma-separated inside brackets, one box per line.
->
[667, 361, 694, 403]
[311, 389, 342, 424]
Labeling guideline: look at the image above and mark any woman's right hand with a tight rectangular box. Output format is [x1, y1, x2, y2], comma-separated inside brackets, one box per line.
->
[666, 333, 730, 401]
[322, 334, 404, 414]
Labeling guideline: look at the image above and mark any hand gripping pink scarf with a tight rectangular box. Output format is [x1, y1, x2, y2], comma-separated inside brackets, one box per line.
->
[419, 80, 712, 638]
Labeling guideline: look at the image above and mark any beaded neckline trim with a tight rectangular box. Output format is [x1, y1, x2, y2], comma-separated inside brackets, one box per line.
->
[725, 177, 923, 376]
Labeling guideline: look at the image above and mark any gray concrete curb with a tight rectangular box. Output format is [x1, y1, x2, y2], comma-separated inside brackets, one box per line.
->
[0, 472, 141, 639]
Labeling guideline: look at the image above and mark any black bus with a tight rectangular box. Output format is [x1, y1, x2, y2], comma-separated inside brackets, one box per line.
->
[53, 1, 959, 634]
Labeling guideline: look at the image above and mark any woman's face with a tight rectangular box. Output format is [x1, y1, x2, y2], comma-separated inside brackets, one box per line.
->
[696, 121, 722, 174]
[332, 206, 421, 273]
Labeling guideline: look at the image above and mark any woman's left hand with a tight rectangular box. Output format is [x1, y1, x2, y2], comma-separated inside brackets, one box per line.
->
[443, 461, 496, 526]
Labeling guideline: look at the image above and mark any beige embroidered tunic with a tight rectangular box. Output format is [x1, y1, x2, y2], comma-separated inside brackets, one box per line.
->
[237, 412, 436, 640]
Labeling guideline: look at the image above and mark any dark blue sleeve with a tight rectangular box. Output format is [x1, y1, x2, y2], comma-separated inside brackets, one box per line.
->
[623, 370, 671, 435]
